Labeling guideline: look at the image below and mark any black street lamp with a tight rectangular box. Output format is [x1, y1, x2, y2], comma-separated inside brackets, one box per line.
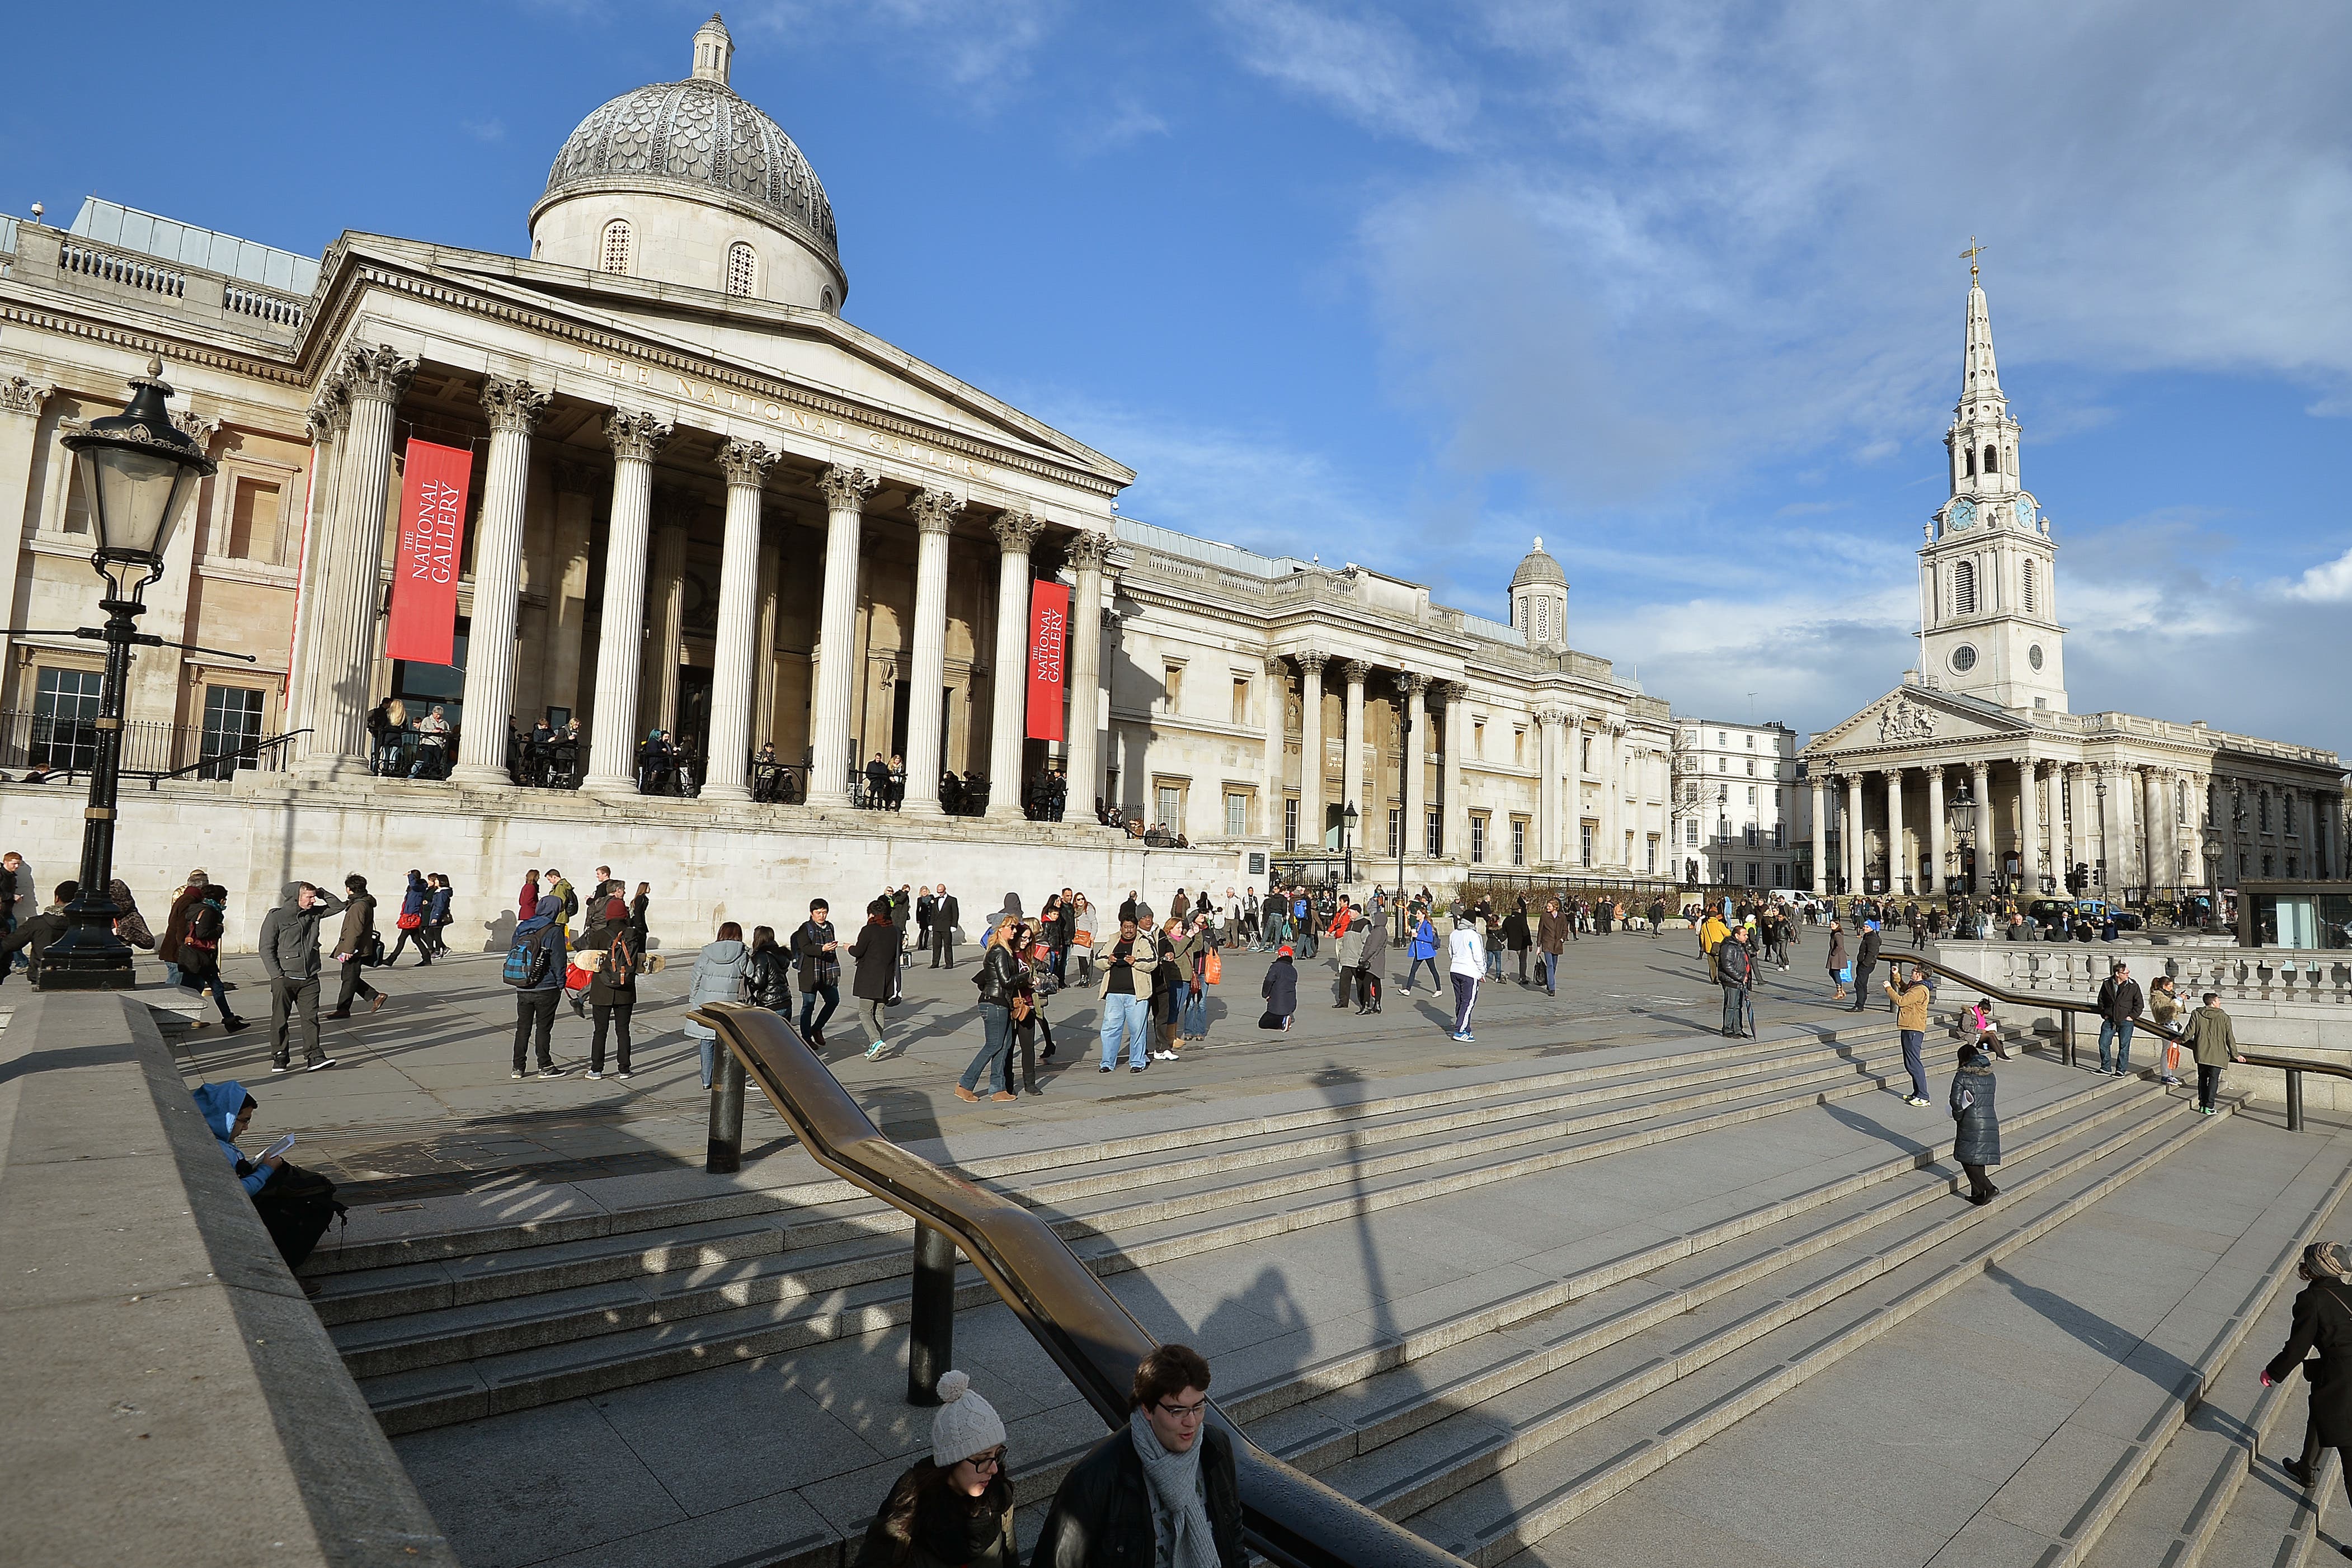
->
[41, 360, 215, 989]
[1342, 801, 1359, 886]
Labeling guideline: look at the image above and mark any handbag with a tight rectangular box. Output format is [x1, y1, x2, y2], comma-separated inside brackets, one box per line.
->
[1202, 948, 1222, 985]
[1837, 963, 1853, 983]
[397, 911, 424, 931]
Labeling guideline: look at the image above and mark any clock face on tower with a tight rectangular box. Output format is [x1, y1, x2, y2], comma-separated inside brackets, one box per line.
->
[1948, 499, 1977, 531]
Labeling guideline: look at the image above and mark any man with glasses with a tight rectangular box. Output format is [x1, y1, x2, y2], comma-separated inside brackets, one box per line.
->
[1033, 1343, 1244, 1568]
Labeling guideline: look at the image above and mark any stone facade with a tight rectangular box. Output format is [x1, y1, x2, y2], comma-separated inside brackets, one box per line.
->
[1801, 271, 2346, 898]
[0, 17, 1679, 919]
[1671, 719, 1800, 891]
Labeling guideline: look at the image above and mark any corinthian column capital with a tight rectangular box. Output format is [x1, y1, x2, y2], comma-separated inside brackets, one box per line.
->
[604, 409, 674, 463]
[909, 487, 965, 535]
[718, 436, 777, 488]
[305, 382, 348, 443]
[819, 463, 879, 511]
[2, 375, 55, 419]
[1295, 648, 1329, 676]
[1065, 528, 1115, 571]
[340, 344, 417, 407]
[481, 374, 549, 435]
[171, 408, 222, 451]
[1339, 658, 1371, 686]
[991, 506, 1045, 554]
[1396, 671, 1432, 696]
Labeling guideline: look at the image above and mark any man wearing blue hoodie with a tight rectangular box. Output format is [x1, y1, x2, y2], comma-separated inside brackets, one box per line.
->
[192, 1080, 284, 1197]
[192, 1081, 338, 1275]
[510, 900, 568, 1079]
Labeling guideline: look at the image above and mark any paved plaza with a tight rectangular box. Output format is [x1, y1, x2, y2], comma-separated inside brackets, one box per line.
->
[165, 921, 1872, 1204]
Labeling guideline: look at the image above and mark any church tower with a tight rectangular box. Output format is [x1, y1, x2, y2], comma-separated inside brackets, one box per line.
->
[1917, 246, 2067, 713]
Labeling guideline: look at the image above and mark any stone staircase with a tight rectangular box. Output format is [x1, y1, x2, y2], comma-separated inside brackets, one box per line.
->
[342, 1020, 2352, 1568]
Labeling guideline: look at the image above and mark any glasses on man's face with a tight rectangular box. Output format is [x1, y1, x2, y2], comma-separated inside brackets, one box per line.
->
[963, 1449, 1006, 1472]
[1155, 1399, 1208, 1423]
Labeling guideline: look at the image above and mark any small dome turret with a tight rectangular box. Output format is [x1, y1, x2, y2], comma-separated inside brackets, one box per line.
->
[1509, 536, 1569, 652]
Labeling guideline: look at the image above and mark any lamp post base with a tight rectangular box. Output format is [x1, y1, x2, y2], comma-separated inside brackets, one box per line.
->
[37, 927, 139, 990]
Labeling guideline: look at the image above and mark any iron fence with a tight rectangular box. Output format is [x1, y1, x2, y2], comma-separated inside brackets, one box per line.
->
[0, 707, 292, 783]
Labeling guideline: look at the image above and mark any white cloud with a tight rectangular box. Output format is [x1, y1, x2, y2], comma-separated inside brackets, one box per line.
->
[462, 117, 506, 143]
[738, 0, 1065, 101]
[2285, 547, 2352, 603]
[1213, 1, 1480, 151]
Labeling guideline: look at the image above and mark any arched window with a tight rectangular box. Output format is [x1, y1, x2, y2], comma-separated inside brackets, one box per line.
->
[1983, 443, 1999, 475]
[600, 219, 632, 275]
[2022, 559, 2036, 612]
[1964, 446, 1975, 477]
[726, 242, 757, 297]
[820, 285, 836, 313]
[1953, 560, 1977, 615]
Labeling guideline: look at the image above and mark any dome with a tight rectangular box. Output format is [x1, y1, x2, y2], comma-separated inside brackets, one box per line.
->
[533, 16, 841, 280]
[1509, 536, 1567, 590]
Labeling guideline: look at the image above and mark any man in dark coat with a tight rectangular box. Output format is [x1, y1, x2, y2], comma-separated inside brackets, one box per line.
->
[2095, 960, 2144, 1076]
[0, 880, 78, 987]
[1031, 1344, 1245, 1568]
[1717, 926, 1754, 1038]
[2268, 1241, 2352, 1496]
[1849, 920, 1882, 1013]
[257, 880, 347, 1072]
[931, 884, 962, 969]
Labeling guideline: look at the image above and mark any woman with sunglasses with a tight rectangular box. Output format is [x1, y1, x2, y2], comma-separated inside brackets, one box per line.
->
[855, 1369, 1015, 1568]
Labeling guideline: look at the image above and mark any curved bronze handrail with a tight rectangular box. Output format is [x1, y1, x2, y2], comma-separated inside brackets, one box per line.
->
[1886, 952, 2352, 1093]
[689, 1002, 1468, 1568]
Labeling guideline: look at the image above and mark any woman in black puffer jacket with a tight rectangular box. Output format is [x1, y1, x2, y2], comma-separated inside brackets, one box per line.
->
[1950, 1042, 2000, 1206]
[746, 925, 793, 1011]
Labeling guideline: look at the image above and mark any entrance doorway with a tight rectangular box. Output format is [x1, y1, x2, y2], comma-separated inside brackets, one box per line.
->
[676, 667, 712, 770]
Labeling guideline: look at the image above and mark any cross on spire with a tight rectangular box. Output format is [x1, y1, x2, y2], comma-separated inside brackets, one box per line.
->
[1959, 235, 1988, 284]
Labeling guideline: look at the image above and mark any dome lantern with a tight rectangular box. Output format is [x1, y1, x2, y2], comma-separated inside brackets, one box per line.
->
[1509, 536, 1569, 652]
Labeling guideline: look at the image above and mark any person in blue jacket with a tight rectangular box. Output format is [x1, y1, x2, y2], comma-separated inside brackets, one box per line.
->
[1403, 907, 1442, 995]
[191, 1080, 285, 1196]
[383, 869, 432, 967]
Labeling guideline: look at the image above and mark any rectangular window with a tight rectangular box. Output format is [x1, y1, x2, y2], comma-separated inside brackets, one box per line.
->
[1745, 734, 1754, 748]
[1156, 784, 1181, 826]
[1746, 862, 1758, 887]
[1387, 806, 1401, 858]
[1744, 758, 1755, 776]
[1717, 731, 1727, 746]
[225, 477, 283, 562]
[1163, 665, 1184, 713]
[1583, 736, 1593, 771]
[1470, 814, 1488, 865]
[1226, 792, 1248, 837]
[1510, 818, 1526, 867]
[1583, 821, 1597, 865]
[1283, 797, 1299, 851]
[1231, 677, 1249, 726]
[1685, 820, 1699, 846]
[1426, 807, 1442, 856]
[200, 685, 267, 776]
[1747, 787, 1757, 806]
[1716, 756, 1725, 773]
[1474, 721, 1485, 759]
[1513, 728, 1525, 766]
[30, 666, 105, 769]
[1646, 836, 1658, 872]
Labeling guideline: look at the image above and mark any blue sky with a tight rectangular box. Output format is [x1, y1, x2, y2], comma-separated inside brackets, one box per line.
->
[6, 1, 2346, 752]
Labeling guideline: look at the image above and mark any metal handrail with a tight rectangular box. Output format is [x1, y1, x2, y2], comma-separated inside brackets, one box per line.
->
[686, 1002, 1466, 1568]
[142, 727, 311, 787]
[1890, 951, 2351, 1128]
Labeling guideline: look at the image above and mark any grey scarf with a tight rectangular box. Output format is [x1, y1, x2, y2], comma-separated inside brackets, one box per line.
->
[1128, 1408, 1219, 1568]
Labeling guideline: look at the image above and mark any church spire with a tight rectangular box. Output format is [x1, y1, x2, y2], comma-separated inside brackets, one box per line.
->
[1958, 237, 2003, 411]
[1946, 251, 2017, 500]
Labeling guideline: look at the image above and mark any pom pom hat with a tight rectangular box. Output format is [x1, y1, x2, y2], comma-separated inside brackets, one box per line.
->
[930, 1369, 1006, 1467]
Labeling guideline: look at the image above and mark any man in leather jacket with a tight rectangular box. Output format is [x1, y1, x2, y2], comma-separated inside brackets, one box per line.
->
[1031, 1344, 1244, 1568]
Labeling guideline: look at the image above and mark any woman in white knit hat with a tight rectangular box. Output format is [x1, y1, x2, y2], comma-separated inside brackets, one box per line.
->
[855, 1369, 1015, 1568]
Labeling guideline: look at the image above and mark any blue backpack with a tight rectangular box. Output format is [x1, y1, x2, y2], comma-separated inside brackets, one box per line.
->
[502, 926, 552, 988]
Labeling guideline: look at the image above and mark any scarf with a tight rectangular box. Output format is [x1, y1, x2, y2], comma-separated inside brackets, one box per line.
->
[1128, 1409, 1219, 1568]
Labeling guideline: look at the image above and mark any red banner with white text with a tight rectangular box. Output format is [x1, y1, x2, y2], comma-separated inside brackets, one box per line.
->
[1026, 580, 1070, 741]
[385, 439, 472, 666]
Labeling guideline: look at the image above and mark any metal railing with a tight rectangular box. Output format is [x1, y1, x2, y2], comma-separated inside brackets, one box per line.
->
[0, 708, 299, 784]
[688, 1002, 1466, 1568]
[1895, 952, 2350, 1131]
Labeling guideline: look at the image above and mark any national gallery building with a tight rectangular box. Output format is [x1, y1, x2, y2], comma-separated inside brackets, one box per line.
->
[0, 16, 1676, 924]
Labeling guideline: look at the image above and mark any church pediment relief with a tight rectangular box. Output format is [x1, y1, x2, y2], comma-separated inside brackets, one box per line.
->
[1808, 689, 2028, 755]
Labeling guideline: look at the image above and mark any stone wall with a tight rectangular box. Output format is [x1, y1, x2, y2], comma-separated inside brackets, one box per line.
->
[0, 778, 1240, 954]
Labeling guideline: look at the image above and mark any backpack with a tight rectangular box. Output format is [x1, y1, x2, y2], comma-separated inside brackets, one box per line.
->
[563, 887, 579, 919]
[606, 931, 637, 987]
[503, 925, 553, 988]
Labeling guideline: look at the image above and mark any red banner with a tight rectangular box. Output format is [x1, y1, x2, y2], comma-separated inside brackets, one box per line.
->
[1026, 580, 1070, 741]
[386, 439, 472, 666]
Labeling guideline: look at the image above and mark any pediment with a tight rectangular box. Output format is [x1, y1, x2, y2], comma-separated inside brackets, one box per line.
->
[1805, 687, 2032, 756]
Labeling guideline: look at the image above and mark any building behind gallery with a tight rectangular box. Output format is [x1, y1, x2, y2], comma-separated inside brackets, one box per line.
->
[0, 16, 1683, 940]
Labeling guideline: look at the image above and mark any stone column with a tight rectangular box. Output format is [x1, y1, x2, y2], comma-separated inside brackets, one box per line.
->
[1810, 775, 1830, 894]
[1969, 760, 1993, 894]
[0, 376, 55, 687]
[1296, 651, 1328, 850]
[1535, 709, 1563, 865]
[984, 508, 1042, 820]
[544, 462, 598, 725]
[1060, 530, 1112, 813]
[448, 376, 548, 785]
[305, 345, 415, 775]
[1925, 766, 1947, 899]
[899, 487, 964, 816]
[1399, 673, 1430, 863]
[2062, 765, 2085, 883]
[699, 437, 774, 802]
[582, 411, 671, 795]
[1439, 681, 1467, 863]
[2019, 758, 2041, 893]
[1339, 660, 1369, 827]
[1845, 773, 1866, 894]
[1261, 655, 1289, 842]
[287, 386, 347, 734]
[2142, 766, 2167, 891]
[2094, 765, 2120, 897]
[803, 465, 878, 805]
[1605, 723, 1625, 868]
[1884, 769, 1906, 894]
[637, 495, 690, 738]
[754, 543, 780, 748]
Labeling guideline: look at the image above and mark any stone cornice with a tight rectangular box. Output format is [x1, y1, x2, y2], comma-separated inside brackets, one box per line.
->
[0, 293, 305, 388]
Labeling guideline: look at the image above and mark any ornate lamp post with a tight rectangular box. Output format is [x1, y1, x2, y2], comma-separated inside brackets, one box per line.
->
[2092, 773, 2110, 905]
[1342, 801, 1359, 886]
[41, 360, 215, 989]
[2202, 832, 2223, 931]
